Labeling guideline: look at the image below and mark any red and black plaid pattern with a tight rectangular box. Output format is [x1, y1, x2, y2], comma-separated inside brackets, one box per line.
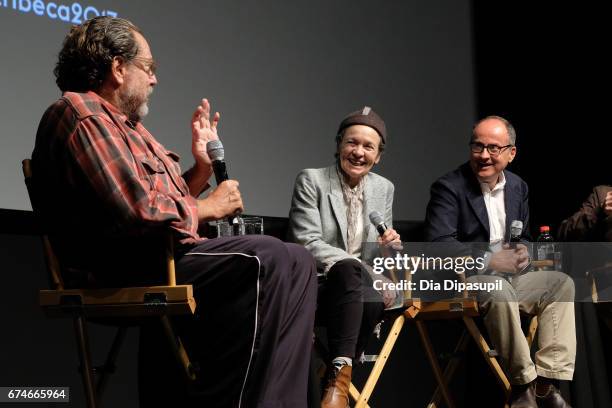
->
[32, 91, 202, 248]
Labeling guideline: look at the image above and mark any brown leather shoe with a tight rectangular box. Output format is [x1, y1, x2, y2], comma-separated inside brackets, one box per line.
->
[321, 365, 351, 408]
[536, 384, 572, 408]
[510, 382, 537, 408]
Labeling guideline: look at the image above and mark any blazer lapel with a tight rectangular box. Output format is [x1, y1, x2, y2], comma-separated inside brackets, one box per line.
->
[363, 174, 384, 242]
[328, 168, 348, 249]
[467, 179, 490, 238]
[503, 172, 520, 241]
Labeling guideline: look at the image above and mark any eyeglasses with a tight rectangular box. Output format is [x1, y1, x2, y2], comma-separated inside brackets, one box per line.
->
[130, 56, 157, 76]
[469, 142, 513, 156]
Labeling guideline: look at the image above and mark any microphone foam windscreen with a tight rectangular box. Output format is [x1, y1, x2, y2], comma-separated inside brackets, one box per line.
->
[369, 211, 384, 226]
[510, 220, 523, 234]
[206, 140, 225, 161]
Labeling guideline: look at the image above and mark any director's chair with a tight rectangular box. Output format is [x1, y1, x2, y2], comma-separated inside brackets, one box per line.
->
[23, 159, 197, 408]
[347, 259, 540, 408]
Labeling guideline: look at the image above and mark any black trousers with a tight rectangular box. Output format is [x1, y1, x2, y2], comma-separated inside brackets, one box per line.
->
[317, 258, 385, 361]
[139, 235, 317, 408]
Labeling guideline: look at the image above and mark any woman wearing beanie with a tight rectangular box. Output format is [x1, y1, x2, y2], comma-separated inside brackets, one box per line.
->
[288, 106, 401, 408]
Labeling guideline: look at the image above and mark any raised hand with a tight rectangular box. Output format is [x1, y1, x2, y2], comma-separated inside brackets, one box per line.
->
[191, 98, 220, 170]
[604, 191, 612, 217]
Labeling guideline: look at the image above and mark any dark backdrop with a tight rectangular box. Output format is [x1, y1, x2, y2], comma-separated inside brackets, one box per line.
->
[473, 2, 612, 407]
[0, 0, 476, 220]
[473, 1, 611, 236]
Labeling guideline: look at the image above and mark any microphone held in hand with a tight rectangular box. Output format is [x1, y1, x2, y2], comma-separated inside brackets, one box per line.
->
[509, 220, 523, 249]
[369, 211, 388, 237]
[206, 140, 229, 185]
[206, 140, 240, 225]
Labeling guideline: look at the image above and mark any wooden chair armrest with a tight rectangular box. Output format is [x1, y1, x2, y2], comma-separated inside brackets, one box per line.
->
[404, 297, 479, 320]
[39, 285, 196, 318]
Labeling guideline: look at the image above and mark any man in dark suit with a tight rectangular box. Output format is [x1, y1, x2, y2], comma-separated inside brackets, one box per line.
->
[558, 186, 612, 241]
[425, 116, 575, 408]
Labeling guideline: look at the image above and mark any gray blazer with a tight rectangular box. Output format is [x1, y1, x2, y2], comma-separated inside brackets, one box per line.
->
[288, 166, 395, 274]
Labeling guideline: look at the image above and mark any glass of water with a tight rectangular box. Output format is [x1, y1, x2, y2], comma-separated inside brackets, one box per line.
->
[216, 216, 264, 237]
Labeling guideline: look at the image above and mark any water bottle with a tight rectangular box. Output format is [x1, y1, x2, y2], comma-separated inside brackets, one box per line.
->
[536, 226, 555, 270]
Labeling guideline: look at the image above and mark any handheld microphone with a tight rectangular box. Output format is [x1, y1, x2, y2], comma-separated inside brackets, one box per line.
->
[509, 220, 523, 249]
[369, 211, 388, 236]
[206, 140, 240, 226]
[206, 140, 229, 185]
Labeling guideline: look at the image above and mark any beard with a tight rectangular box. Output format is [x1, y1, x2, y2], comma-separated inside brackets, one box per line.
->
[120, 86, 152, 123]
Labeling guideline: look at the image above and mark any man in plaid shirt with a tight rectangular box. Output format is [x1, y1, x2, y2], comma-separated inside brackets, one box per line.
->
[32, 16, 316, 408]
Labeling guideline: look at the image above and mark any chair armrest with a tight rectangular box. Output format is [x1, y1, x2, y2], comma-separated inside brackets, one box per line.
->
[39, 285, 196, 318]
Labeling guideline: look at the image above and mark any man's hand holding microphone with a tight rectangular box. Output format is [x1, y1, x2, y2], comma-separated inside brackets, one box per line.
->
[489, 220, 530, 275]
[190, 98, 243, 222]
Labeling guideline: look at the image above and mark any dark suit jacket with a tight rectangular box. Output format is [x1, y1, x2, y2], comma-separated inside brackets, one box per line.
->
[558, 185, 612, 242]
[424, 162, 531, 257]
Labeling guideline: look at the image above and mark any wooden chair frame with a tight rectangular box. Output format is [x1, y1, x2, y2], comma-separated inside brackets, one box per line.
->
[346, 260, 540, 408]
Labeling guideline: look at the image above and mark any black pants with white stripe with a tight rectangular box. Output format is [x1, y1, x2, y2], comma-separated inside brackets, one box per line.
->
[139, 235, 317, 408]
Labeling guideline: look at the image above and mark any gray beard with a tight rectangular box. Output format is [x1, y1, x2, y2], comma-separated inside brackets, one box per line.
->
[132, 103, 149, 122]
[120, 91, 150, 123]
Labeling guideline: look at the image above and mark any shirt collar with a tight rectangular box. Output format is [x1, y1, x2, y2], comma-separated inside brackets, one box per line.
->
[86, 90, 137, 128]
[480, 171, 506, 194]
[337, 166, 366, 197]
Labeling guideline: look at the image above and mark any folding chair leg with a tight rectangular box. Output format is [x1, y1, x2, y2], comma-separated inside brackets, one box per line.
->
[427, 330, 471, 408]
[526, 316, 538, 348]
[160, 316, 196, 381]
[462, 317, 511, 396]
[349, 383, 370, 408]
[96, 327, 128, 397]
[354, 314, 405, 408]
[73, 316, 97, 408]
[416, 321, 456, 408]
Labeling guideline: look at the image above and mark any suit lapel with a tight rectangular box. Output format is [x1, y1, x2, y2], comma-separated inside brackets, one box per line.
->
[363, 174, 384, 242]
[327, 167, 348, 249]
[466, 176, 490, 238]
[503, 172, 519, 240]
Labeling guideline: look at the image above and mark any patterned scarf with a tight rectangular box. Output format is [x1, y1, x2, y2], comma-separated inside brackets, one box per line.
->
[338, 166, 366, 254]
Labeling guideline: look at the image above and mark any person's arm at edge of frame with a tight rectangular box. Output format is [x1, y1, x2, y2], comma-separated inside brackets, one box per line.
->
[557, 186, 612, 242]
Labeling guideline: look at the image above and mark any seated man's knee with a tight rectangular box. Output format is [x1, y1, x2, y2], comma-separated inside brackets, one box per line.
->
[252, 234, 286, 252]
[549, 270, 575, 301]
[285, 242, 315, 266]
[243, 235, 297, 282]
[474, 276, 517, 303]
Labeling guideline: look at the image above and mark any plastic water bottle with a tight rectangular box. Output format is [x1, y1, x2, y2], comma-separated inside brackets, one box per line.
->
[536, 226, 555, 270]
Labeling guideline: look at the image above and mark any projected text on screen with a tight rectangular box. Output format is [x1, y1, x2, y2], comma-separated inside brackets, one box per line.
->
[0, 0, 117, 23]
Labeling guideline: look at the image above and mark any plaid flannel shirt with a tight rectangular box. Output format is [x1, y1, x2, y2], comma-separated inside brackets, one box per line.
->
[32, 91, 203, 284]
